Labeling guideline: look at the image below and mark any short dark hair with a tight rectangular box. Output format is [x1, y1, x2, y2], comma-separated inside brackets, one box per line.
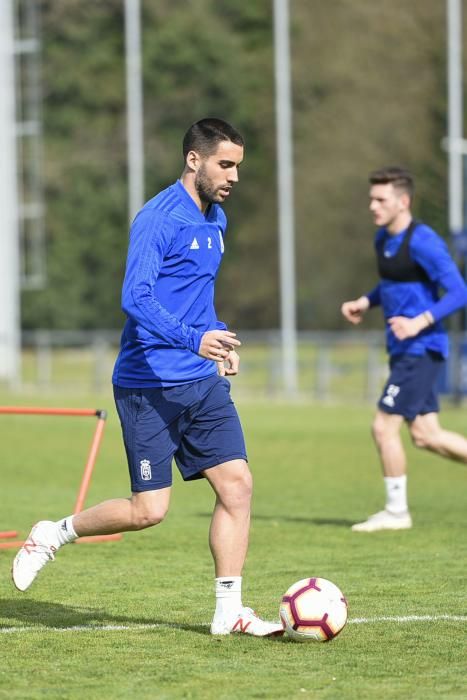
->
[369, 166, 415, 201]
[182, 118, 244, 159]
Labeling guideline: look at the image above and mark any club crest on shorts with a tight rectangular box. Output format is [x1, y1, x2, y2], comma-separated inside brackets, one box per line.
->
[140, 459, 152, 481]
[382, 383, 400, 408]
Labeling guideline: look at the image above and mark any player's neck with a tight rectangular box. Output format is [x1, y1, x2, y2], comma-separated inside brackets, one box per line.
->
[386, 211, 412, 236]
[180, 173, 208, 213]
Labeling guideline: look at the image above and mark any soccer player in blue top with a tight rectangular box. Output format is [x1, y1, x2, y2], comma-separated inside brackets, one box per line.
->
[342, 166, 467, 532]
[12, 118, 283, 637]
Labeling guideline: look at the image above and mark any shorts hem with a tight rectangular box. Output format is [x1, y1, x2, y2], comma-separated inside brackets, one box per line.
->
[378, 402, 439, 421]
[378, 402, 409, 418]
[182, 453, 248, 481]
[131, 481, 173, 493]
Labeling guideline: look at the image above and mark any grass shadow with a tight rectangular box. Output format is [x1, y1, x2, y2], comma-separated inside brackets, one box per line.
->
[197, 512, 355, 527]
[0, 598, 210, 636]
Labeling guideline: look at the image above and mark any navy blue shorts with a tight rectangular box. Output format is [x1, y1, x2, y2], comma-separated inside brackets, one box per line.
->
[113, 374, 247, 492]
[378, 351, 444, 420]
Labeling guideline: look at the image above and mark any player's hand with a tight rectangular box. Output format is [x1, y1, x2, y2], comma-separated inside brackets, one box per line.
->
[341, 296, 370, 325]
[388, 315, 427, 340]
[198, 330, 241, 361]
[217, 350, 240, 377]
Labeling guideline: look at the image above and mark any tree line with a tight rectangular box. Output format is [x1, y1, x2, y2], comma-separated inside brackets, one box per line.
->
[21, 0, 466, 333]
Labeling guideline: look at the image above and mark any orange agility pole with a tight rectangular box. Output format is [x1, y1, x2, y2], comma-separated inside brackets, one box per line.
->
[0, 406, 122, 549]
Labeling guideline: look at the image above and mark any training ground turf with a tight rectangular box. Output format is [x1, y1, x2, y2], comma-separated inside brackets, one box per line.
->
[0, 393, 465, 699]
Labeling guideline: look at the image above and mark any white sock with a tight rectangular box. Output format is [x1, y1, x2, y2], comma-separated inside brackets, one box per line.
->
[213, 576, 242, 622]
[55, 516, 78, 546]
[384, 475, 408, 514]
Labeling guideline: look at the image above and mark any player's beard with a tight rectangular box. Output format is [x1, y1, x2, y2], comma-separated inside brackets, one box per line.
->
[195, 164, 223, 205]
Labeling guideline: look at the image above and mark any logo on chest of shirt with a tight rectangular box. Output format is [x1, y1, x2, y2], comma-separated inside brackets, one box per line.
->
[189, 230, 224, 253]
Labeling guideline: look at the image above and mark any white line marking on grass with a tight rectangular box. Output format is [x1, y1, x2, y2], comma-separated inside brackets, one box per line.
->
[348, 614, 467, 624]
[0, 614, 466, 634]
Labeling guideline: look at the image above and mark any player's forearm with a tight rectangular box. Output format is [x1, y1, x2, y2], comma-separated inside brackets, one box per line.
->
[427, 274, 467, 324]
[365, 285, 381, 308]
[123, 287, 202, 353]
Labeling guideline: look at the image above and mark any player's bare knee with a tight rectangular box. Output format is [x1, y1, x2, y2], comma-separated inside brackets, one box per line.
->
[371, 416, 386, 446]
[240, 469, 253, 503]
[220, 469, 252, 511]
[232, 471, 252, 506]
[409, 424, 434, 450]
[131, 505, 169, 529]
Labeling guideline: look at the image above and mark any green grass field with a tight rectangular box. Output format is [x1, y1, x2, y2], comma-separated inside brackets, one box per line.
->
[0, 390, 466, 699]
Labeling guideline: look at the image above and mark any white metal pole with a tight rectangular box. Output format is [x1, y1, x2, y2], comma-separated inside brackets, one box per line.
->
[273, 0, 298, 396]
[124, 0, 144, 222]
[0, 0, 20, 385]
[447, 0, 463, 234]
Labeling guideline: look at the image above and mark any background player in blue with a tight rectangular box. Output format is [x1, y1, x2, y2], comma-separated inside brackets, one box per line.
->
[12, 118, 283, 637]
[342, 166, 467, 532]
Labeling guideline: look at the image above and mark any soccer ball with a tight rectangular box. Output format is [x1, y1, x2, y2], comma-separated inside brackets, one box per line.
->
[280, 577, 348, 642]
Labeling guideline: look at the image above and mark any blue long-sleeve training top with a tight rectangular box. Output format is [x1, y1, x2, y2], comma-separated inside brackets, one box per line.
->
[366, 222, 467, 357]
[112, 180, 228, 387]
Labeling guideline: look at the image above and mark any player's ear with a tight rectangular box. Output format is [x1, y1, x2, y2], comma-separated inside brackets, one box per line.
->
[400, 191, 411, 211]
[186, 150, 201, 173]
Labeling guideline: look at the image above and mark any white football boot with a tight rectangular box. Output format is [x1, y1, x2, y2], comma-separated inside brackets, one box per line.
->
[210, 607, 284, 637]
[12, 521, 61, 591]
[351, 509, 412, 532]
